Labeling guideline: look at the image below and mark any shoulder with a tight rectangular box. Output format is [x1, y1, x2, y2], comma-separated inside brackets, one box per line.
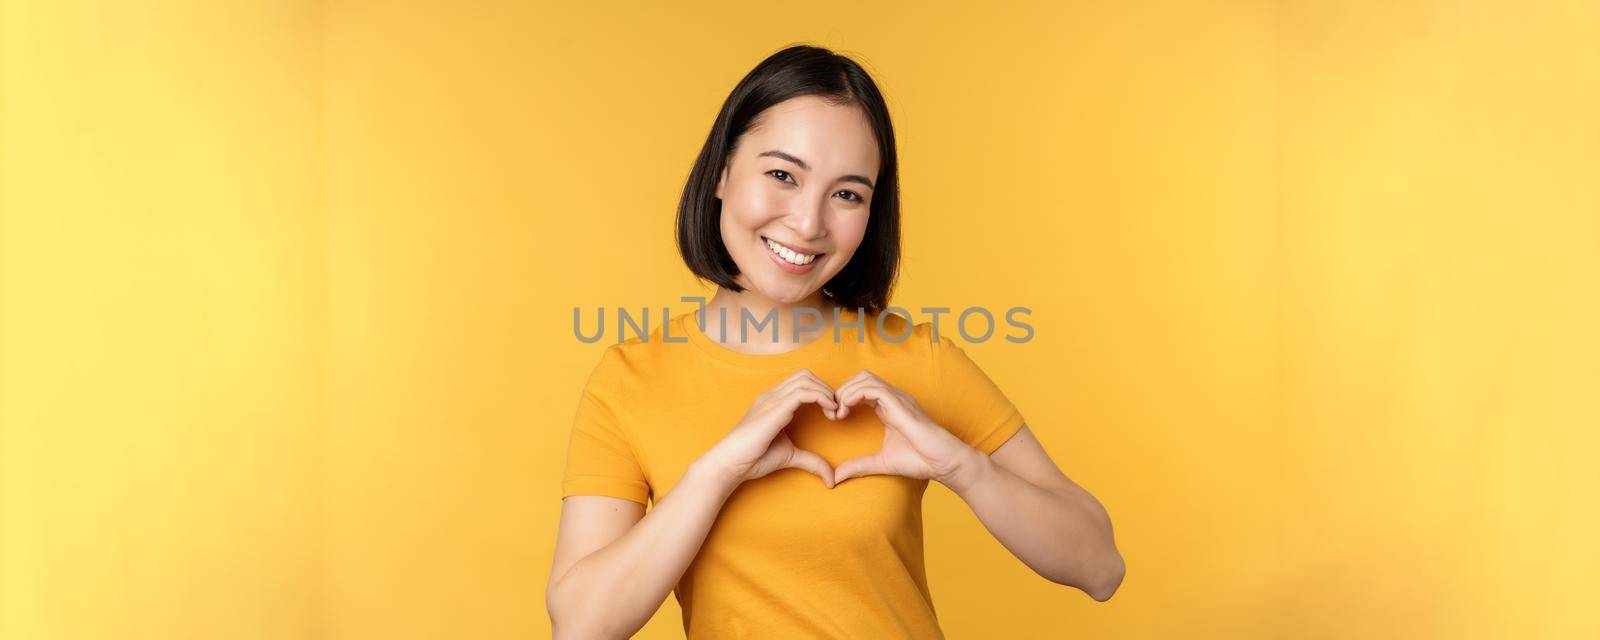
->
[850, 308, 944, 361]
[582, 311, 692, 392]
[879, 313, 987, 384]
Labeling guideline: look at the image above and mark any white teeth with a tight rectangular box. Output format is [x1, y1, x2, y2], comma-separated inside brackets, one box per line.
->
[765, 238, 816, 265]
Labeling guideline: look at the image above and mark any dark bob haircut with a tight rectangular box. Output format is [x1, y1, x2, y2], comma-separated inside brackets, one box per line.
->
[675, 44, 900, 315]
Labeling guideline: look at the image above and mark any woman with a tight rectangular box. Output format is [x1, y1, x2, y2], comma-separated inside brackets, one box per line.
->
[547, 45, 1124, 639]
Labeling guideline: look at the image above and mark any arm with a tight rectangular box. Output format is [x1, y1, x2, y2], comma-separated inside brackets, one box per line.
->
[545, 458, 740, 639]
[827, 371, 1125, 601]
[547, 369, 840, 639]
[909, 337, 1124, 598]
[942, 425, 1125, 601]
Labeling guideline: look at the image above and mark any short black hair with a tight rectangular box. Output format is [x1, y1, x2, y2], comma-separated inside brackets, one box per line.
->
[676, 44, 900, 314]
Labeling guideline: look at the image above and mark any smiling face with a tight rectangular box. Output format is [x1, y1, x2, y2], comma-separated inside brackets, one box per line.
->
[715, 94, 881, 306]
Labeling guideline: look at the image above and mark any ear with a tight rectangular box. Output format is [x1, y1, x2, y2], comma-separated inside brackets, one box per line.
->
[715, 162, 728, 200]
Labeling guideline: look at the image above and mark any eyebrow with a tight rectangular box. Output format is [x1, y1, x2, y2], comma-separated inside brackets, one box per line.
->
[758, 149, 876, 190]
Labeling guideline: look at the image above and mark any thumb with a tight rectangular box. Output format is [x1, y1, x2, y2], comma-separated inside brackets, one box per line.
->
[784, 447, 836, 489]
[834, 453, 887, 485]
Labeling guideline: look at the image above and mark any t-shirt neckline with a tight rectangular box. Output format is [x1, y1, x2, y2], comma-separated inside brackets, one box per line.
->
[681, 306, 850, 368]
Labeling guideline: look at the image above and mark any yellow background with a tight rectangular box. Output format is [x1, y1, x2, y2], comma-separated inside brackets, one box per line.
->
[3, 1, 1596, 637]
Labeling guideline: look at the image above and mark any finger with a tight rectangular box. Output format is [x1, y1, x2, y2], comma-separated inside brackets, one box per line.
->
[791, 380, 841, 415]
[842, 385, 916, 429]
[794, 368, 834, 392]
[835, 379, 890, 420]
[834, 452, 887, 484]
[775, 375, 826, 400]
[786, 368, 838, 394]
[771, 369, 819, 396]
[834, 370, 899, 419]
[839, 368, 875, 390]
[778, 373, 840, 419]
[802, 372, 842, 419]
[778, 386, 840, 421]
[774, 369, 835, 399]
[832, 377, 867, 419]
[783, 447, 836, 489]
[842, 370, 906, 399]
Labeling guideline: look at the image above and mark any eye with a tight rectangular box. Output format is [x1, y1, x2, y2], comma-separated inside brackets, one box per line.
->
[765, 169, 795, 184]
[835, 190, 864, 203]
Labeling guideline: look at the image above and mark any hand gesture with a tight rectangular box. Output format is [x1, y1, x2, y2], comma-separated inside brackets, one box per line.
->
[700, 369, 839, 488]
[832, 370, 972, 486]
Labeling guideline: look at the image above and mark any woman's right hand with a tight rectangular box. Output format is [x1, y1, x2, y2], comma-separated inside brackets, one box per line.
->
[699, 369, 839, 489]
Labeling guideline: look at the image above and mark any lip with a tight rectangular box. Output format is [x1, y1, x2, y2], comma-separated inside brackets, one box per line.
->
[761, 236, 823, 274]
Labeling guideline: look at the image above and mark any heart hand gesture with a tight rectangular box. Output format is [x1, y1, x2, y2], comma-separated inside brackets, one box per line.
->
[832, 370, 973, 487]
[700, 369, 840, 488]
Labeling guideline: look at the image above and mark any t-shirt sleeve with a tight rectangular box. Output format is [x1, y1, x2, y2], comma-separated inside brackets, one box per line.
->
[931, 334, 1027, 455]
[560, 346, 652, 506]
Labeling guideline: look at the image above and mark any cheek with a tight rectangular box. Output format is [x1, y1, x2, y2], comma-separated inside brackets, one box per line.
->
[834, 215, 871, 251]
[724, 182, 787, 229]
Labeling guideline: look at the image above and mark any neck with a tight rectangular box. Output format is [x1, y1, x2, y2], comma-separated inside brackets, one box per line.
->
[699, 285, 840, 353]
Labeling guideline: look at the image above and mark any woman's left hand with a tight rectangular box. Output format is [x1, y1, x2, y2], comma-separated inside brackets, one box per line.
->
[832, 370, 975, 486]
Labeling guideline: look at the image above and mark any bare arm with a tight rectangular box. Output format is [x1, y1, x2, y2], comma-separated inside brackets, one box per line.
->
[943, 425, 1125, 601]
[546, 369, 840, 639]
[826, 372, 1125, 602]
[545, 459, 740, 639]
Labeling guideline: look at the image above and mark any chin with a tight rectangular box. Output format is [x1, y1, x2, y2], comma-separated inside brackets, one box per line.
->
[757, 282, 815, 304]
[746, 274, 821, 305]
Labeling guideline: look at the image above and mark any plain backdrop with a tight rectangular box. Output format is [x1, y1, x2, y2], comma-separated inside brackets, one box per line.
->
[2, 1, 1597, 637]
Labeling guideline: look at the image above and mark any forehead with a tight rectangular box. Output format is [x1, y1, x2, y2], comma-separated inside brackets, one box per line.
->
[739, 95, 881, 177]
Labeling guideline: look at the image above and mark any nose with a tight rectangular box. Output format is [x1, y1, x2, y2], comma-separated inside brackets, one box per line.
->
[784, 192, 828, 240]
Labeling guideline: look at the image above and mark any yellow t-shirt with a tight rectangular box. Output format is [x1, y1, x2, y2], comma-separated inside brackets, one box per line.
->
[560, 307, 1026, 639]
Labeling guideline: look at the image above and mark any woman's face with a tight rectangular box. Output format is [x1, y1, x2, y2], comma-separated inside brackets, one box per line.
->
[716, 94, 880, 306]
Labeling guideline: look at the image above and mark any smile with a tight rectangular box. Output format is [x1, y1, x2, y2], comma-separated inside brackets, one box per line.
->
[762, 236, 822, 273]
